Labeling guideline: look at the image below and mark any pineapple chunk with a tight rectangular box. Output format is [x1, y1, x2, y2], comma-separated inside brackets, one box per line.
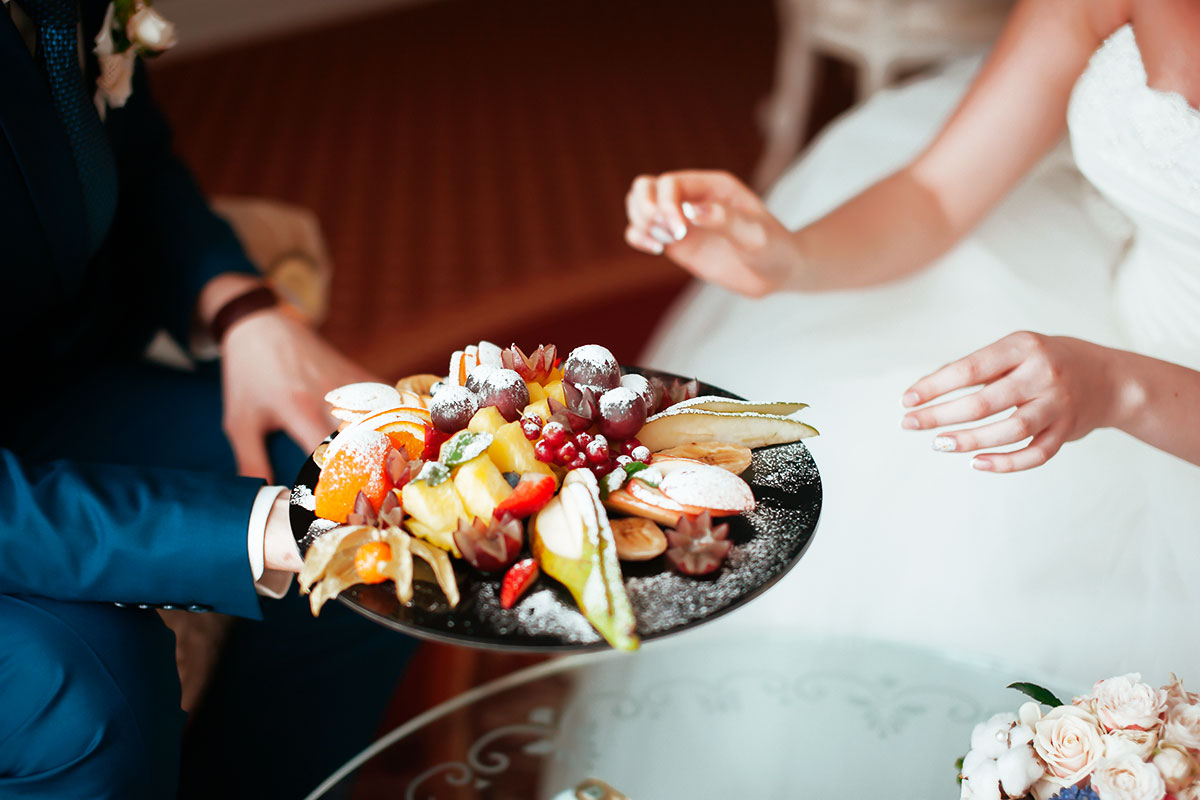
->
[467, 405, 507, 435]
[489, 421, 557, 482]
[402, 479, 467, 556]
[526, 381, 547, 403]
[544, 380, 566, 406]
[453, 455, 513, 521]
[523, 399, 551, 423]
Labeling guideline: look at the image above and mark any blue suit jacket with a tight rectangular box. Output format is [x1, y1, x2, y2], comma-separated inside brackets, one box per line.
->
[0, 2, 267, 620]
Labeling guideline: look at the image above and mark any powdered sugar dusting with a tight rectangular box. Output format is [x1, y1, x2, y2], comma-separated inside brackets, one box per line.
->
[658, 461, 755, 511]
[291, 484, 315, 511]
[324, 382, 402, 412]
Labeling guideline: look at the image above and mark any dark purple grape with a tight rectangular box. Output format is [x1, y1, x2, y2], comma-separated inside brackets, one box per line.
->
[563, 345, 620, 391]
[478, 368, 530, 422]
[465, 364, 498, 393]
[430, 385, 480, 433]
[620, 373, 656, 418]
[597, 386, 647, 440]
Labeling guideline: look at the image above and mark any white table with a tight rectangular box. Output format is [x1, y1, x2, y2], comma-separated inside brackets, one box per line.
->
[308, 633, 1073, 799]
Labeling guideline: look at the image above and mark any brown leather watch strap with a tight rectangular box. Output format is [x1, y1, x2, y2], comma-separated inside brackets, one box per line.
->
[210, 285, 279, 343]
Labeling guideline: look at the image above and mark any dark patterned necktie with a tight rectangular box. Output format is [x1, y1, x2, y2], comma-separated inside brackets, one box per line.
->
[18, 0, 118, 257]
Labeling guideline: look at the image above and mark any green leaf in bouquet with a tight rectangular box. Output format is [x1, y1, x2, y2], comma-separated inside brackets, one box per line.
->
[1007, 681, 1064, 707]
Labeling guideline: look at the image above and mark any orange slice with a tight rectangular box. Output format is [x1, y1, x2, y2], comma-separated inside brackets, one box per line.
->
[314, 429, 393, 523]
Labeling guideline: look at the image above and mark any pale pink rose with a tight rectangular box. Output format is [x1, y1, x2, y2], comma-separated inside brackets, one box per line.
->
[1102, 728, 1159, 761]
[126, 6, 178, 53]
[96, 50, 136, 109]
[1090, 753, 1166, 800]
[1152, 744, 1197, 794]
[1164, 703, 1200, 751]
[1176, 781, 1200, 800]
[1164, 674, 1200, 714]
[1092, 674, 1168, 732]
[1034, 705, 1106, 785]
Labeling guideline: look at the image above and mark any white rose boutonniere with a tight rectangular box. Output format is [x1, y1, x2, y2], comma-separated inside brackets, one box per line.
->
[1089, 753, 1166, 800]
[1164, 702, 1200, 751]
[1033, 706, 1106, 790]
[92, 0, 177, 117]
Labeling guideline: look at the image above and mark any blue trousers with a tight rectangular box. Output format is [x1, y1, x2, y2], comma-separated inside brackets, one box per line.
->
[0, 361, 417, 799]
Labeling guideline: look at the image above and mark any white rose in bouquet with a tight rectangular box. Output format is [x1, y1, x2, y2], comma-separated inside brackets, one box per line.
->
[1087, 675, 1168, 733]
[1032, 706, 1105, 792]
[1164, 702, 1200, 751]
[1164, 674, 1199, 714]
[1089, 753, 1166, 800]
[960, 709, 1045, 800]
[126, 6, 178, 52]
[1152, 744, 1197, 794]
[1102, 728, 1159, 761]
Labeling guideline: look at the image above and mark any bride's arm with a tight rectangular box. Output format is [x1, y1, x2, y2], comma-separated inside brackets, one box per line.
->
[899, 333, 1200, 471]
[627, 0, 1127, 294]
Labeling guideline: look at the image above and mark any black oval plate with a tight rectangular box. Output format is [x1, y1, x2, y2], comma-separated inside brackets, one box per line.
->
[290, 369, 822, 652]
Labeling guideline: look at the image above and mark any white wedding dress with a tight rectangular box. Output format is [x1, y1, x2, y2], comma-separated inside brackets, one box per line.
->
[639, 25, 1200, 687]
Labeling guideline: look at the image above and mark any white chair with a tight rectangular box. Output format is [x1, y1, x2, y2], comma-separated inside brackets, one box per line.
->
[753, 0, 1013, 191]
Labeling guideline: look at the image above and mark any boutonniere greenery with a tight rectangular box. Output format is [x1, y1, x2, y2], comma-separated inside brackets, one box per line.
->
[93, 0, 177, 116]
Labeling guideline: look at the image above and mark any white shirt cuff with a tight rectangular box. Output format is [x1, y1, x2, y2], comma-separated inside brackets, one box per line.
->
[248, 486, 294, 598]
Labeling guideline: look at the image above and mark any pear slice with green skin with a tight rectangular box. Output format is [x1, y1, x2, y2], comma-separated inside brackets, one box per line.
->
[637, 408, 819, 452]
[532, 469, 639, 651]
[659, 395, 808, 417]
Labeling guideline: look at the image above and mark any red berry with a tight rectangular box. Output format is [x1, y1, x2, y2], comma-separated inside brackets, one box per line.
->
[574, 432, 592, 450]
[585, 438, 609, 464]
[500, 558, 540, 609]
[621, 438, 642, 456]
[556, 441, 579, 465]
[542, 421, 567, 448]
[631, 445, 651, 463]
[494, 473, 557, 519]
[534, 439, 556, 463]
[568, 452, 589, 470]
[523, 413, 544, 429]
[521, 418, 542, 441]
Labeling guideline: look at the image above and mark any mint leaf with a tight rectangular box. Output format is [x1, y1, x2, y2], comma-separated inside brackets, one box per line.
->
[1007, 682, 1064, 707]
[415, 461, 451, 487]
[440, 431, 493, 468]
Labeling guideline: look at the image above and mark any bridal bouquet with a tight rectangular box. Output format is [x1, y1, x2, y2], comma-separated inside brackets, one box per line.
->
[959, 674, 1200, 800]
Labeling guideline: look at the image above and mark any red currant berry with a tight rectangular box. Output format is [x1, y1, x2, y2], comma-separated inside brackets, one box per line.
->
[631, 445, 651, 463]
[523, 413, 544, 429]
[615, 454, 633, 467]
[556, 441, 579, 465]
[567, 452, 589, 470]
[542, 421, 567, 448]
[573, 432, 592, 451]
[534, 439, 556, 463]
[585, 438, 609, 464]
[621, 438, 642, 456]
[521, 419, 542, 441]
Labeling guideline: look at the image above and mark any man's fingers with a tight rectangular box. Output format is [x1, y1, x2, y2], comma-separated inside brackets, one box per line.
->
[227, 420, 273, 482]
[285, 402, 335, 454]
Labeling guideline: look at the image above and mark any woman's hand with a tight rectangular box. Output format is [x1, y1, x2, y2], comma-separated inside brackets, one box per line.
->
[624, 170, 801, 298]
[900, 332, 1120, 473]
[220, 310, 373, 482]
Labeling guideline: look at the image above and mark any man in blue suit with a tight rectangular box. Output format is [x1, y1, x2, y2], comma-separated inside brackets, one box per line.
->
[0, 1, 417, 796]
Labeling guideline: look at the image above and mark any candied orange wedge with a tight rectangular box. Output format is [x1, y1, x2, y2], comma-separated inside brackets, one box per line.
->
[314, 429, 393, 523]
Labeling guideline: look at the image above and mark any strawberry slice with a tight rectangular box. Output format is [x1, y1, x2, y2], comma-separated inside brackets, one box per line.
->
[493, 473, 557, 519]
[500, 558, 539, 609]
[422, 423, 451, 461]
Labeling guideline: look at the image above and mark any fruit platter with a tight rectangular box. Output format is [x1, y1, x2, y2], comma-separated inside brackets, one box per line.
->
[290, 342, 823, 652]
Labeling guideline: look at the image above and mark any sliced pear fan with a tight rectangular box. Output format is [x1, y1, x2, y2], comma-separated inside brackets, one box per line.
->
[665, 395, 808, 416]
[638, 408, 818, 451]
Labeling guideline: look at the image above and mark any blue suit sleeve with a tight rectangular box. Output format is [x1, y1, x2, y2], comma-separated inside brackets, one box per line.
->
[110, 61, 259, 348]
[0, 449, 266, 619]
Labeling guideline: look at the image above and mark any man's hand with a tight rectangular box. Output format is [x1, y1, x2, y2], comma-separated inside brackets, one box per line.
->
[220, 309, 372, 481]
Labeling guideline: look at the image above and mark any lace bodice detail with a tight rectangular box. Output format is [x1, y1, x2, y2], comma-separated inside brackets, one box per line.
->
[1067, 24, 1200, 367]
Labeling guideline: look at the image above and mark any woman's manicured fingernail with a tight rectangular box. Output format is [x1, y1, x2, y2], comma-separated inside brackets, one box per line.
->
[649, 225, 675, 245]
[933, 436, 956, 452]
[901, 416, 920, 430]
[971, 457, 993, 471]
[681, 201, 699, 222]
[669, 220, 687, 240]
[646, 240, 664, 254]
[902, 391, 920, 407]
